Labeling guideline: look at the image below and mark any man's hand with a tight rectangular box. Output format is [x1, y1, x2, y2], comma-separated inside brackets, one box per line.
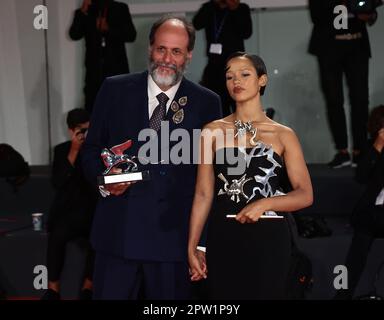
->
[226, 0, 240, 10]
[103, 168, 135, 196]
[357, 12, 377, 25]
[189, 249, 207, 281]
[81, 0, 92, 14]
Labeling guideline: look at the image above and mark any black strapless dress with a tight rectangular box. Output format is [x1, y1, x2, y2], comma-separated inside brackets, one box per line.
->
[206, 143, 292, 300]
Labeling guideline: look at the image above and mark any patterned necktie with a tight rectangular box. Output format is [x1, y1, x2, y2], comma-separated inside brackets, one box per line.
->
[150, 92, 169, 131]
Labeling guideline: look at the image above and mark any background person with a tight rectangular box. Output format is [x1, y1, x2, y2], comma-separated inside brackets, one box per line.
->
[69, 0, 137, 113]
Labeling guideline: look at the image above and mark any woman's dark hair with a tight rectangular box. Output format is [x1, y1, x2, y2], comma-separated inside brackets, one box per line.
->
[149, 14, 196, 52]
[225, 52, 267, 95]
[367, 104, 384, 138]
[66, 108, 90, 129]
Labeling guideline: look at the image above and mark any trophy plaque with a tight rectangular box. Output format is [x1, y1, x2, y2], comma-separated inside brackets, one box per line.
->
[97, 139, 150, 185]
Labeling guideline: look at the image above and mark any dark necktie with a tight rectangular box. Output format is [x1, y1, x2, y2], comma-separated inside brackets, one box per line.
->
[150, 92, 169, 131]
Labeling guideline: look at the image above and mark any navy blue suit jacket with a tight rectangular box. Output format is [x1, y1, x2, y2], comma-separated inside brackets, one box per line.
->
[82, 71, 222, 262]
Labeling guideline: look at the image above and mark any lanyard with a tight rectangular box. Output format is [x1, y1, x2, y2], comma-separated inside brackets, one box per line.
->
[213, 9, 228, 42]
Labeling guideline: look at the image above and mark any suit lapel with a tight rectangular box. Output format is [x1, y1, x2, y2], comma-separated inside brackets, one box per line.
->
[139, 71, 150, 130]
[165, 78, 189, 130]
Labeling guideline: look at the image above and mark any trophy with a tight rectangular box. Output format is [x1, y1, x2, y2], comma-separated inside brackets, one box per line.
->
[97, 139, 150, 185]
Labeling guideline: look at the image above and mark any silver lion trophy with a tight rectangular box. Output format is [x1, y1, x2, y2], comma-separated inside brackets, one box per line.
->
[97, 139, 150, 185]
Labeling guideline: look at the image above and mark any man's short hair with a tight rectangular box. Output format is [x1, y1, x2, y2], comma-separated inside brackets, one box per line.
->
[66, 108, 90, 129]
[149, 14, 196, 52]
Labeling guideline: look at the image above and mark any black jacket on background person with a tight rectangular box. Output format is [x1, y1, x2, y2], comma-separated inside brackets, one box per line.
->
[193, 0, 252, 64]
[192, 0, 252, 116]
[48, 141, 97, 232]
[308, 0, 381, 57]
[69, 0, 136, 112]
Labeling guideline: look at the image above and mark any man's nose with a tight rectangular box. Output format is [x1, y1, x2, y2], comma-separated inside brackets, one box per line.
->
[162, 50, 172, 63]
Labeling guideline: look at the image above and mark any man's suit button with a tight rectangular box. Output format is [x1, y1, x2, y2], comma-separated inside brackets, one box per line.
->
[159, 171, 166, 176]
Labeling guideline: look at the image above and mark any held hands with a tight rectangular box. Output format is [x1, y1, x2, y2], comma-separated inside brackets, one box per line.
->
[357, 12, 377, 25]
[103, 167, 135, 196]
[189, 249, 207, 281]
[68, 127, 88, 165]
[235, 198, 269, 224]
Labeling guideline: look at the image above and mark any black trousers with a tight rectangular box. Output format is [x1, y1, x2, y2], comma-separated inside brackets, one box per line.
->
[47, 219, 94, 282]
[317, 40, 369, 151]
[93, 252, 191, 300]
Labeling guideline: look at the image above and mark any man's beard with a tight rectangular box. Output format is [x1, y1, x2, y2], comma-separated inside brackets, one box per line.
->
[149, 58, 188, 88]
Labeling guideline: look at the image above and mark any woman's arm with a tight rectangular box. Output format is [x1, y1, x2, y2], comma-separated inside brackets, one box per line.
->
[188, 126, 216, 280]
[236, 127, 313, 223]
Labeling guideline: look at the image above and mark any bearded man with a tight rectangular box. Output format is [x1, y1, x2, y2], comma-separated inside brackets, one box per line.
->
[81, 15, 222, 300]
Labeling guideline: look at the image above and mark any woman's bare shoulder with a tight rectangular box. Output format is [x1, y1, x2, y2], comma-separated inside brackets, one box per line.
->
[262, 119, 294, 135]
[203, 116, 233, 131]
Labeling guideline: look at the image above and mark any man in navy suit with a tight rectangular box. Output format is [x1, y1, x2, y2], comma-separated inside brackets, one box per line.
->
[82, 14, 222, 299]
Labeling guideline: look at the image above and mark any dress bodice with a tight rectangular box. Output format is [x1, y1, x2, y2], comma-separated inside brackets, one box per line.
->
[212, 141, 286, 215]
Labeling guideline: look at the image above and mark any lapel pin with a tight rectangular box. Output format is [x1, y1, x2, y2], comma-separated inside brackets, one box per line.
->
[171, 101, 179, 112]
[172, 109, 185, 124]
[178, 96, 187, 106]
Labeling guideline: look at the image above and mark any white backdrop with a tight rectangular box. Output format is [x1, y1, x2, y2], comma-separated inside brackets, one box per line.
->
[0, 0, 383, 165]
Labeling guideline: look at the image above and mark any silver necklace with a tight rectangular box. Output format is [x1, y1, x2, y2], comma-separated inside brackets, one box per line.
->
[234, 120, 258, 145]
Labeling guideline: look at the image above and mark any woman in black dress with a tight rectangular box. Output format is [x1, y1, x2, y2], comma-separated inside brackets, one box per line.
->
[188, 52, 313, 299]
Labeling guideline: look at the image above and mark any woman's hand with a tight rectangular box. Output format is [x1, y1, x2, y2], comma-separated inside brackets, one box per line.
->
[235, 198, 269, 224]
[189, 249, 207, 281]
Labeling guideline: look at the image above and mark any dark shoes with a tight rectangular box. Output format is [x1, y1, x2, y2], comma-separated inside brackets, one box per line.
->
[79, 289, 93, 300]
[328, 152, 351, 169]
[40, 289, 60, 300]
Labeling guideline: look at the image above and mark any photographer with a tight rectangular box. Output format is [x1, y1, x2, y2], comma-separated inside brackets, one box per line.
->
[41, 109, 98, 300]
[335, 104, 384, 299]
[308, 0, 382, 168]
[69, 0, 136, 113]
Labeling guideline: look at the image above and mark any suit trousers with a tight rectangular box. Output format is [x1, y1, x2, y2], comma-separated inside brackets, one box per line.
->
[47, 219, 94, 282]
[93, 252, 191, 300]
[317, 40, 369, 151]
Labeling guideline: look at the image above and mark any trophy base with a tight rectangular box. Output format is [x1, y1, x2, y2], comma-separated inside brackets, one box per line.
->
[98, 170, 150, 185]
